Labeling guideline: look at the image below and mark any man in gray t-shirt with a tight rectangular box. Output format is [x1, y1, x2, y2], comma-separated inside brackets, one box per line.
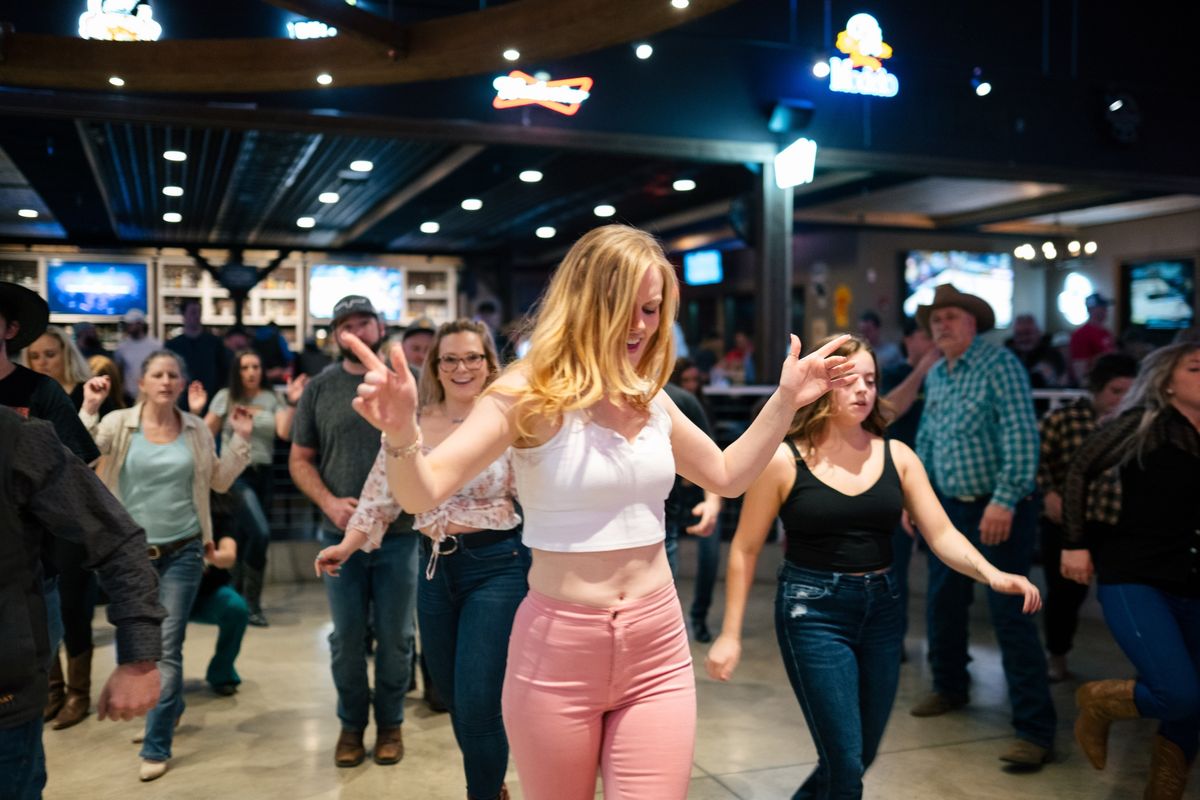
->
[289, 296, 418, 769]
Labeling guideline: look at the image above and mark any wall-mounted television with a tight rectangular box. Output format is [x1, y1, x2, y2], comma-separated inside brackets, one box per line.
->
[308, 265, 405, 322]
[902, 250, 1014, 329]
[1122, 258, 1195, 330]
[683, 249, 723, 286]
[46, 261, 149, 317]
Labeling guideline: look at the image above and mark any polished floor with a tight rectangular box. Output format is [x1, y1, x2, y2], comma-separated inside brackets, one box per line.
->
[44, 540, 1192, 799]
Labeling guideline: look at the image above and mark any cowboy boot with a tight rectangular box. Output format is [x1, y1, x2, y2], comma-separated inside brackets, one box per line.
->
[44, 650, 65, 721]
[1075, 679, 1139, 769]
[1145, 735, 1191, 800]
[53, 648, 92, 729]
[468, 783, 509, 800]
[242, 566, 269, 627]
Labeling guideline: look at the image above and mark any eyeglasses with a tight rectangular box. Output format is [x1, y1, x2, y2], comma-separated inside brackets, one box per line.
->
[437, 353, 487, 372]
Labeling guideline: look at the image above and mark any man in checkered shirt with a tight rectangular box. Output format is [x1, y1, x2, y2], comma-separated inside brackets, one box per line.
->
[1036, 353, 1137, 683]
[910, 284, 1057, 769]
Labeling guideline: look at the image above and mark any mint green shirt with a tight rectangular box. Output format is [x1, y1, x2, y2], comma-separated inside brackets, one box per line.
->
[209, 387, 282, 465]
[119, 432, 201, 545]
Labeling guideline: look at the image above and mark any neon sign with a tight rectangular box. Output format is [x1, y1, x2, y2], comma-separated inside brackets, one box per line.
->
[78, 0, 162, 42]
[288, 20, 338, 40]
[817, 13, 899, 99]
[492, 71, 593, 116]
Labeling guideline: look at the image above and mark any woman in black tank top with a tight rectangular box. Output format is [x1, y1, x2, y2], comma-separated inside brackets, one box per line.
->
[706, 336, 1041, 800]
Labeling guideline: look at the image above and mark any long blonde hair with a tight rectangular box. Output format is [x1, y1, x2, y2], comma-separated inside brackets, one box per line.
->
[493, 225, 679, 433]
[30, 325, 92, 387]
[418, 319, 501, 408]
[1115, 341, 1200, 464]
[787, 335, 891, 455]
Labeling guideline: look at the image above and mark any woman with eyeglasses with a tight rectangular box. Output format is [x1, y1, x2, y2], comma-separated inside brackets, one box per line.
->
[316, 319, 526, 800]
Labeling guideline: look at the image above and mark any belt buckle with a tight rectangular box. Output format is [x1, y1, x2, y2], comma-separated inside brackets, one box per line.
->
[436, 536, 459, 556]
[954, 495, 977, 503]
[147, 545, 162, 560]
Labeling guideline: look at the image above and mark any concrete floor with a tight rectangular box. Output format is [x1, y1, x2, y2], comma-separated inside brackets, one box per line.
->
[43, 541, 1193, 799]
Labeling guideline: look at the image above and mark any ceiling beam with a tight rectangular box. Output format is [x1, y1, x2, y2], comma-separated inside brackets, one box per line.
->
[73, 119, 121, 237]
[0, 0, 738, 93]
[931, 188, 1140, 229]
[333, 144, 484, 248]
[259, 0, 407, 53]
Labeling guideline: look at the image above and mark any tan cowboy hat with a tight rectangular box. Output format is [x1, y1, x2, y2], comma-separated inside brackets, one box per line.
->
[915, 284, 996, 333]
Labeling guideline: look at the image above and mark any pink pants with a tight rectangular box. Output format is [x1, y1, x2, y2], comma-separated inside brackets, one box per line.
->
[502, 581, 697, 800]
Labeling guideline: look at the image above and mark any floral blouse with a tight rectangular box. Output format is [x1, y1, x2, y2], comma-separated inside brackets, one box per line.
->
[347, 443, 521, 551]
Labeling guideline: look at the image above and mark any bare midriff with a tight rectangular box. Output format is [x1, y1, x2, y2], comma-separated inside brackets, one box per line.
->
[527, 542, 673, 608]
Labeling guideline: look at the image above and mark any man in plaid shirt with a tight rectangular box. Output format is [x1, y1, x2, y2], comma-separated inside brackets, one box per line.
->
[1036, 353, 1137, 683]
[910, 285, 1057, 769]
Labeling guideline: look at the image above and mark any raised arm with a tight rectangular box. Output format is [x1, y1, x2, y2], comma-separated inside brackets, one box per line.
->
[670, 334, 853, 498]
[705, 444, 793, 681]
[892, 441, 1041, 613]
[884, 349, 939, 419]
[344, 333, 518, 514]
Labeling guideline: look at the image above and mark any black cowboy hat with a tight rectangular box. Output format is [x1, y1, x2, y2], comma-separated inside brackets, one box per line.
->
[0, 281, 50, 351]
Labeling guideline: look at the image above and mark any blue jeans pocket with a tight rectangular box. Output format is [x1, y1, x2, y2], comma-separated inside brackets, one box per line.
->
[782, 582, 831, 601]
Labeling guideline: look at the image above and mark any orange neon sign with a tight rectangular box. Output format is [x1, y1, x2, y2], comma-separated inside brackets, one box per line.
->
[492, 71, 594, 116]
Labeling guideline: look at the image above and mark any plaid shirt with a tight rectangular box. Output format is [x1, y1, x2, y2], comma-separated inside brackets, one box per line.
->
[1037, 397, 1121, 525]
[916, 338, 1038, 509]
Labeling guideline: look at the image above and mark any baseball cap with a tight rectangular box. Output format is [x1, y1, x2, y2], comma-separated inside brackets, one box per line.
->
[122, 308, 146, 324]
[402, 316, 437, 340]
[1085, 293, 1112, 309]
[331, 295, 379, 326]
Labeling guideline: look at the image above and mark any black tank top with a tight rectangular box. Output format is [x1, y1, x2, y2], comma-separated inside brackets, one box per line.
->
[779, 438, 905, 572]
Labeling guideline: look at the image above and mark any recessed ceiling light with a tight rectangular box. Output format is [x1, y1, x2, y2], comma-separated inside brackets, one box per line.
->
[673, 178, 696, 192]
[318, 191, 340, 204]
[535, 226, 556, 239]
[634, 43, 653, 60]
[503, 48, 520, 62]
[671, 0, 690, 8]
[162, 212, 182, 223]
[17, 209, 38, 219]
[296, 216, 316, 229]
[162, 185, 183, 197]
[420, 221, 440, 234]
[593, 204, 616, 218]
[974, 81, 992, 97]
[1083, 241, 1098, 255]
[461, 198, 483, 211]
[349, 160, 373, 172]
[163, 150, 187, 162]
[316, 73, 333, 85]
[108, 76, 125, 87]
[519, 169, 543, 183]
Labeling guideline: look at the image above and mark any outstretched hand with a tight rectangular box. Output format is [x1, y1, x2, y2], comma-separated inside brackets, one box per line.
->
[342, 333, 418, 438]
[778, 334, 855, 410]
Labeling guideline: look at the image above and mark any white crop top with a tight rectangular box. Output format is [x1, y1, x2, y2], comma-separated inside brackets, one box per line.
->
[512, 398, 675, 552]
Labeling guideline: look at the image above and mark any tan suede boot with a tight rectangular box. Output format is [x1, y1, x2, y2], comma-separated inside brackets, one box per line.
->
[1075, 679, 1139, 769]
[43, 651, 65, 721]
[52, 648, 92, 729]
[1144, 735, 1191, 800]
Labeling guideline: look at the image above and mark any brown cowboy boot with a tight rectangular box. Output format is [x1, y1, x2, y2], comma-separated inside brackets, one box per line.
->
[468, 783, 509, 800]
[334, 729, 366, 767]
[373, 726, 404, 765]
[44, 651, 66, 721]
[1145, 735, 1191, 800]
[53, 648, 92, 729]
[1075, 679, 1139, 769]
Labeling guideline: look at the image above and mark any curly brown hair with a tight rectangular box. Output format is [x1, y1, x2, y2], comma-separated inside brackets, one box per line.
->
[786, 335, 892, 455]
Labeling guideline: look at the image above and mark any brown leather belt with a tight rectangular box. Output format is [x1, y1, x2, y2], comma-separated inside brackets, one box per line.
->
[147, 535, 201, 561]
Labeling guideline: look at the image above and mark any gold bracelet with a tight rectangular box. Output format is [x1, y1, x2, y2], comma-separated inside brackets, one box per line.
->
[381, 431, 422, 459]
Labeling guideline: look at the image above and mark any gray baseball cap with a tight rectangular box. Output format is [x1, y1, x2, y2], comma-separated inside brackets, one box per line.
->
[331, 295, 379, 326]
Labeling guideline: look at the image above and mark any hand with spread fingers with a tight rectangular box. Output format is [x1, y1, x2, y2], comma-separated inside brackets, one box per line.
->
[779, 333, 856, 409]
[342, 332, 419, 441]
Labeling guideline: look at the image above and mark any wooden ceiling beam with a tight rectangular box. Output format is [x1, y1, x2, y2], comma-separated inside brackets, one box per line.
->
[0, 0, 739, 93]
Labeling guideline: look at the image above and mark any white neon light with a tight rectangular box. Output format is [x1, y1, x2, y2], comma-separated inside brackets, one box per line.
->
[1058, 272, 1094, 325]
[775, 137, 818, 189]
[78, 0, 162, 41]
[288, 20, 338, 40]
[828, 57, 899, 97]
[492, 75, 591, 107]
[819, 13, 900, 98]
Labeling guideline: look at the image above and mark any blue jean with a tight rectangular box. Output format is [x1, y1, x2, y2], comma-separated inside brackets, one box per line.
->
[775, 562, 903, 800]
[925, 496, 1056, 748]
[322, 529, 419, 731]
[231, 468, 271, 572]
[43, 576, 63, 667]
[663, 501, 721, 623]
[1098, 582, 1200, 761]
[141, 539, 205, 762]
[190, 585, 249, 688]
[0, 716, 45, 800]
[418, 534, 530, 799]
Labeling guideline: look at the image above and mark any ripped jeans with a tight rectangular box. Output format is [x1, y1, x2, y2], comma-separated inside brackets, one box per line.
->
[774, 562, 902, 800]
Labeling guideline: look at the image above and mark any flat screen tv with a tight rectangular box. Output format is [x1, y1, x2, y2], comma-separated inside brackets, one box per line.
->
[1123, 258, 1195, 330]
[308, 265, 405, 322]
[683, 249, 723, 286]
[46, 261, 149, 317]
[902, 250, 1014, 329]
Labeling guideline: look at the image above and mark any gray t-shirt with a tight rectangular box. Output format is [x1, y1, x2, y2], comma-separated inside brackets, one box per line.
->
[210, 387, 282, 465]
[292, 363, 414, 534]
